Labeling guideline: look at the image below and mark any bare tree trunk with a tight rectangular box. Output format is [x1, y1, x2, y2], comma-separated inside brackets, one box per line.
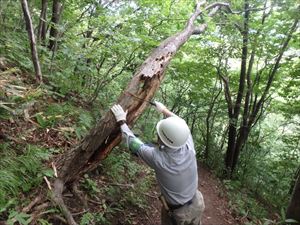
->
[224, 0, 249, 178]
[223, 1, 298, 178]
[286, 171, 300, 225]
[204, 79, 222, 159]
[50, 2, 230, 224]
[48, 0, 62, 51]
[37, 0, 48, 44]
[20, 0, 43, 83]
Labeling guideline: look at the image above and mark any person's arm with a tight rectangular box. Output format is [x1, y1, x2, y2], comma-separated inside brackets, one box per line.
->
[111, 105, 143, 154]
[154, 101, 177, 117]
[155, 101, 195, 153]
[111, 104, 159, 168]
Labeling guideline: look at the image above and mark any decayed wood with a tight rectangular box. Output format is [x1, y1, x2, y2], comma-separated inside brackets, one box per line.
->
[52, 2, 230, 224]
[20, 0, 43, 83]
[55, 0, 224, 184]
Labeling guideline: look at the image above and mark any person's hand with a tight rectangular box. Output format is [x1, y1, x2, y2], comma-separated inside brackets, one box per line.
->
[111, 104, 127, 122]
[154, 101, 167, 113]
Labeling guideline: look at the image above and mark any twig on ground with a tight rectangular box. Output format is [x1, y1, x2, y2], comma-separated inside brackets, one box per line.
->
[52, 162, 58, 177]
[98, 180, 134, 188]
[44, 176, 52, 190]
[52, 215, 68, 224]
[70, 182, 88, 209]
[29, 202, 50, 224]
[22, 195, 42, 213]
[88, 199, 102, 205]
[33, 202, 50, 212]
[144, 193, 157, 199]
[72, 210, 87, 216]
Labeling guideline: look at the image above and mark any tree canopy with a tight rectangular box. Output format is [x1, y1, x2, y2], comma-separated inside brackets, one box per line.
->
[0, 0, 299, 224]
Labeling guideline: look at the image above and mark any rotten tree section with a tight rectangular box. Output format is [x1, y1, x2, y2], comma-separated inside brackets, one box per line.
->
[51, 2, 230, 224]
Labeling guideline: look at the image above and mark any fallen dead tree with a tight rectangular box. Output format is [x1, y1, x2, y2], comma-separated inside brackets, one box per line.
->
[29, 2, 232, 224]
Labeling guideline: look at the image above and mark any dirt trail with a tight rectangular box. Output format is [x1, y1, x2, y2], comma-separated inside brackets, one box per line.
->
[199, 164, 238, 225]
[138, 163, 238, 225]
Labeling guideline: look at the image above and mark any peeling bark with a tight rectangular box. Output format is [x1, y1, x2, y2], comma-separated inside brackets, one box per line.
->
[54, 0, 226, 184]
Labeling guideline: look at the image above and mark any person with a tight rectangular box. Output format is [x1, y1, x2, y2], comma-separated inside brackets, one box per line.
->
[111, 101, 205, 225]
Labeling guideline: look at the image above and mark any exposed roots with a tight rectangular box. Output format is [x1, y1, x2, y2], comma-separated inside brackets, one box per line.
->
[30, 202, 50, 224]
[22, 195, 43, 213]
[70, 182, 88, 209]
[52, 178, 77, 225]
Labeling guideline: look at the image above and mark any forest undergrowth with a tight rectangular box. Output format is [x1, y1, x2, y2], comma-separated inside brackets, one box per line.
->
[0, 62, 161, 224]
[0, 59, 291, 225]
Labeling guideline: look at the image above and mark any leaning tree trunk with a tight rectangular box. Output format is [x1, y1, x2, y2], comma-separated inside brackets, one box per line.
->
[51, 2, 230, 224]
[20, 0, 43, 83]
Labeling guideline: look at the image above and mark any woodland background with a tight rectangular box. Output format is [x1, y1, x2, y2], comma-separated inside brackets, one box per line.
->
[0, 0, 299, 224]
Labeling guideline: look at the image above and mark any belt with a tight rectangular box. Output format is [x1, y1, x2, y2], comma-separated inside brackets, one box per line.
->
[168, 199, 193, 210]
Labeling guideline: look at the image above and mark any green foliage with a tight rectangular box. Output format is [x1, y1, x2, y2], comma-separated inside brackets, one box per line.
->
[37, 219, 52, 225]
[0, 0, 299, 223]
[224, 179, 269, 221]
[80, 212, 110, 225]
[7, 211, 32, 225]
[34, 103, 77, 128]
[82, 174, 100, 196]
[102, 150, 153, 209]
[0, 144, 52, 210]
[75, 112, 94, 139]
[32, 102, 94, 140]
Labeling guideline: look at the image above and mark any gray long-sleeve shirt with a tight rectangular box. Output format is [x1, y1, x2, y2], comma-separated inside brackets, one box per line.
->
[120, 123, 198, 205]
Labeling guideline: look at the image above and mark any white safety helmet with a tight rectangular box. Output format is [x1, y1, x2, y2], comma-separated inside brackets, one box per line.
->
[156, 117, 190, 149]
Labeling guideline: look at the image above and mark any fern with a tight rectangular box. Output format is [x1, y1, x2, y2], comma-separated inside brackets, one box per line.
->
[0, 144, 52, 209]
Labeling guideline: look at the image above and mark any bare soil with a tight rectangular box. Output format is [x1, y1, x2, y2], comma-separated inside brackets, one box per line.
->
[132, 163, 239, 225]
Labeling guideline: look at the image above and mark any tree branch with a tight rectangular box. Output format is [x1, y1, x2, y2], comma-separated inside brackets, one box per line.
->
[218, 69, 233, 117]
[250, 18, 299, 125]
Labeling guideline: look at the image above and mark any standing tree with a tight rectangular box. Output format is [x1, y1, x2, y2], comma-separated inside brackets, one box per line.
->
[48, 0, 62, 51]
[37, 0, 48, 44]
[217, 0, 299, 178]
[20, 0, 43, 83]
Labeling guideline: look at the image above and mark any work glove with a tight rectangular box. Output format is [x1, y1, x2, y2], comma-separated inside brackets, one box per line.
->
[154, 101, 167, 113]
[111, 104, 127, 122]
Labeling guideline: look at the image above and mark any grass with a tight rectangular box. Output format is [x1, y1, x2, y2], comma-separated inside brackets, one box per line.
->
[0, 144, 53, 213]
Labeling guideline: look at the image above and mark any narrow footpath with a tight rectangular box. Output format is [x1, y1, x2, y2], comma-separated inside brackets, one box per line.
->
[199, 164, 238, 225]
[138, 163, 238, 225]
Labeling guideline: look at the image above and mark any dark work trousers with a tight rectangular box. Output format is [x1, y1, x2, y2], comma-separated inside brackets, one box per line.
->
[161, 190, 205, 225]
